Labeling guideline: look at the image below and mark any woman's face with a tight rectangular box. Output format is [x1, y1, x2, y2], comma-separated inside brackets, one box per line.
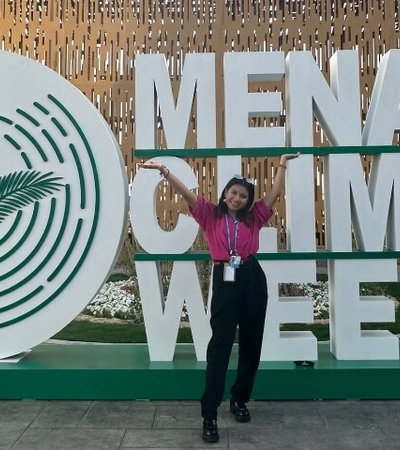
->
[224, 184, 249, 214]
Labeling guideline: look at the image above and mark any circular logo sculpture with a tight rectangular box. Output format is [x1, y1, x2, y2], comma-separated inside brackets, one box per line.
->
[0, 52, 128, 358]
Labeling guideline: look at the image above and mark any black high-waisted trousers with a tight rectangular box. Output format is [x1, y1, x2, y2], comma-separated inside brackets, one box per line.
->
[201, 256, 268, 420]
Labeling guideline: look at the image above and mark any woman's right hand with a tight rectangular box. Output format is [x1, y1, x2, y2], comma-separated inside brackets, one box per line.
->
[138, 161, 163, 171]
[139, 160, 198, 207]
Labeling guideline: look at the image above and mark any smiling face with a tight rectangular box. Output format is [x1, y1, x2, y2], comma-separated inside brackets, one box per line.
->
[223, 183, 250, 216]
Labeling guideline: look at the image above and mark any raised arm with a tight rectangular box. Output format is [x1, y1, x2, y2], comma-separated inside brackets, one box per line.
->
[138, 161, 198, 208]
[263, 152, 300, 209]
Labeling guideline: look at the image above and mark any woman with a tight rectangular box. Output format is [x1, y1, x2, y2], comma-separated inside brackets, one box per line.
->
[139, 152, 299, 443]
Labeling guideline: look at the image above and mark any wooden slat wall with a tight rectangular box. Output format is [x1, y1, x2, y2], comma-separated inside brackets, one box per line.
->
[1, 0, 399, 246]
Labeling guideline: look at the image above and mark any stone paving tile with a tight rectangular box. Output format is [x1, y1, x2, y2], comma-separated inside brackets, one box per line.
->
[228, 422, 394, 450]
[0, 400, 47, 450]
[154, 403, 229, 430]
[121, 400, 182, 406]
[372, 420, 400, 447]
[0, 428, 28, 450]
[0, 400, 46, 424]
[30, 400, 92, 428]
[80, 400, 157, 429]
[154, 404, 203, 429]
[242, 400, 324, 427]
[317, 400, 389, 427]
[10, 428, 126, 450]
[122, 428, 228, 448]
[371, 399, 400, 422]
[321, 422, 393, 450]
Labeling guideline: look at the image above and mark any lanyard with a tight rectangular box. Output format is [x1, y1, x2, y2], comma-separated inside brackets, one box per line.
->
[224, 214, 240, 255]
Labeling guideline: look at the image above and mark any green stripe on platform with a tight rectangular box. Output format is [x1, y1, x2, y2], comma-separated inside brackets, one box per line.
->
[1, 342, 400, 400]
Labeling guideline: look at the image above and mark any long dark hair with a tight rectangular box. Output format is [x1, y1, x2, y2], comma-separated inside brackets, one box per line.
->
[215, 176, 255, 225]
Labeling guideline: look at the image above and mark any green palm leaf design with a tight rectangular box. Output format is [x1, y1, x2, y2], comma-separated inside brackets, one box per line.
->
[0, 171, 64, 224]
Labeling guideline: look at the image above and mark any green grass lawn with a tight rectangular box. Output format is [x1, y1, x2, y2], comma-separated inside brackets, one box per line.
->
[51, 281, 400, 343]
[52, 321, 194, 343]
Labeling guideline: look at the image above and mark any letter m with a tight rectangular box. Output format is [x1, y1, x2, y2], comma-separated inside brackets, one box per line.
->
[325, 153, 400, 251]
[135, 53, 215, 149]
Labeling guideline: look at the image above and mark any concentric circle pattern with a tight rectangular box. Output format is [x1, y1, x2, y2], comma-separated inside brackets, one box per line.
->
[0, 52, 128, 358]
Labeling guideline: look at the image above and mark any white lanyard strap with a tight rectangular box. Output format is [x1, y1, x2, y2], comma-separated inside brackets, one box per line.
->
[224, 214, 240, 255]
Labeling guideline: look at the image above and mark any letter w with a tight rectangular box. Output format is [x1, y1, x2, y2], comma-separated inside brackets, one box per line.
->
[135, 260, 211, 361]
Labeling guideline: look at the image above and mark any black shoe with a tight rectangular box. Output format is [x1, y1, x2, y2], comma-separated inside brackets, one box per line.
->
[230, 400, 251, 423]
[202, 419, 219, 443]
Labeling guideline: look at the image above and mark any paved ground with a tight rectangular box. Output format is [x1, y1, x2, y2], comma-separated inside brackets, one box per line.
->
[2, 398, 400, 449]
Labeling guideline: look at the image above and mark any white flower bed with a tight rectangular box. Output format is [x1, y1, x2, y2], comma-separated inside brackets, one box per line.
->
[85, 278, 392, 323]
[84, 278, 143, 323]
[300, 282, 330, 320]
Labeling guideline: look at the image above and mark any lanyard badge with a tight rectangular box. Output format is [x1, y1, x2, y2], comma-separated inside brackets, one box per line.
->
[229, 254, 241, 268]
[224, 215, 241, 280]
[223, 263, 236, 282]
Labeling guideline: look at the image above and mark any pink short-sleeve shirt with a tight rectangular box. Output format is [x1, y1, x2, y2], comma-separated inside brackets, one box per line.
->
[189, 196, 273, 261]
